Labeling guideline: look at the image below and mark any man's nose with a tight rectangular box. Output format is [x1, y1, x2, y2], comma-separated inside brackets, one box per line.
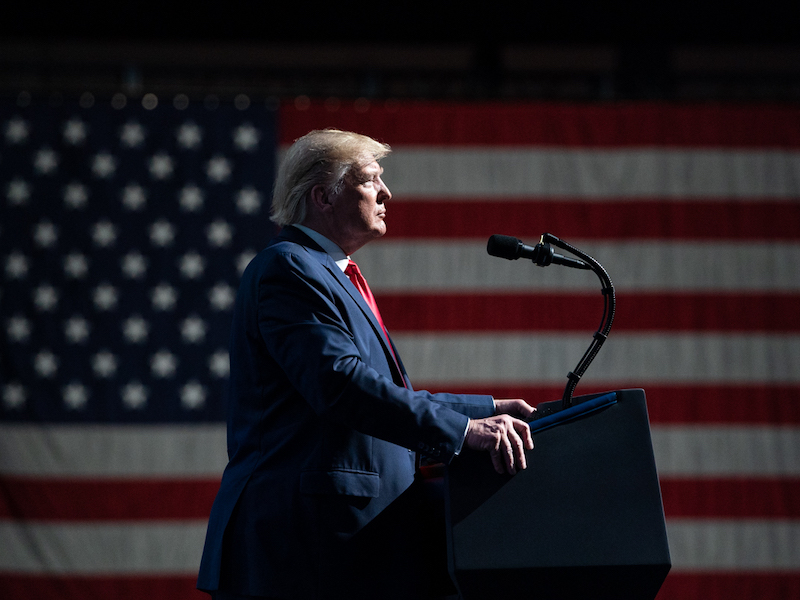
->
[378, 178, 391, 203]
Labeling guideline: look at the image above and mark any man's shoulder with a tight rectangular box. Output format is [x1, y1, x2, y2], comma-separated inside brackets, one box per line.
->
[244, 230, 330, 281]
[265, 226, 325, 256]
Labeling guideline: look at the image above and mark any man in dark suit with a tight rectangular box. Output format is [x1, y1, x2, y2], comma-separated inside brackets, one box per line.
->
[197, 129, 535, 600]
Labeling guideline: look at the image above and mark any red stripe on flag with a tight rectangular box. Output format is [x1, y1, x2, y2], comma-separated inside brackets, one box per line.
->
[280, 102, 800, 147]
[0, 575, 205, 600]
[661, 478, 800, 518]
[645, 385, 800, 424]
[421, 385, 800, 425]
[381, 293, 800, 332]
[384, 200, 800, 241]
[0, 478, 219, 521]
[3, 573, 799, 600]
[657, 573, 800, 600]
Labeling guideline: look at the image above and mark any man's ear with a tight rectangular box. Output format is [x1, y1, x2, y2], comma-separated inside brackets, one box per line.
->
[309, 184, 334, 213]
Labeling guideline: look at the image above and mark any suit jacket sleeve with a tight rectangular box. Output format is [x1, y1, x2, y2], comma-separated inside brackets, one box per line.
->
[253, 246, 494, 463]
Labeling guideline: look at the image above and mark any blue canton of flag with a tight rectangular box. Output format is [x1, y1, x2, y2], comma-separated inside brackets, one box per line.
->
[0, 98, 277, 423]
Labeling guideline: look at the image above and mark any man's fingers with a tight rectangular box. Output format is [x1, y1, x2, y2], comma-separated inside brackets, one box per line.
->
[465, 415, 534, 475]
[507, 425, 527, 472]
[490, 448, 505, 474]
[514, 419, 535, 450]
[493, 420, 526, 474]
[494, 398, 536, 420]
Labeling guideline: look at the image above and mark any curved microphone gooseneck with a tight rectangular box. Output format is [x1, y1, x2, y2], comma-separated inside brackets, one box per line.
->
[487, 233, 615, 409]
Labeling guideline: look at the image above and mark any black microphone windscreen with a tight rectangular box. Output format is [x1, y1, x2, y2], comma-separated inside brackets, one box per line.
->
[487, 234, 521, 260]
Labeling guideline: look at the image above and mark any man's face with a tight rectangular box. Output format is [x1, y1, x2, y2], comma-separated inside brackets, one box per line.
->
[330, 159, 391, 254]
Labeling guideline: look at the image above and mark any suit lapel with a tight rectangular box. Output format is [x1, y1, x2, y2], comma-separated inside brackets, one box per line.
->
[277, 227, 406, 383]
[325, 260, 408, 385]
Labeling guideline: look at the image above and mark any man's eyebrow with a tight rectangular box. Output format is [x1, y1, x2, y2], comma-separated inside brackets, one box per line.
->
[360, 165, 383, 179]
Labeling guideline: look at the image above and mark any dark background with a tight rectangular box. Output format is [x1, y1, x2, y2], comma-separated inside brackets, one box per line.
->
[1, 1, 798, 101]
[3, 2, 796, 44]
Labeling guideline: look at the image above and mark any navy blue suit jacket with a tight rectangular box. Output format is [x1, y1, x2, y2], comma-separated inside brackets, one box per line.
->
[197, 226, 495, 598]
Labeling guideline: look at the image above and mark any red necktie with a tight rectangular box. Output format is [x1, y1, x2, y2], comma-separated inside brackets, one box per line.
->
[345, 260, 405, 385]
[345, 260, 386, 330]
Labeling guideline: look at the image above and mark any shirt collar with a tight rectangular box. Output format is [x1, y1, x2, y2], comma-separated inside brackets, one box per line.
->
[293, 224, 350, 272]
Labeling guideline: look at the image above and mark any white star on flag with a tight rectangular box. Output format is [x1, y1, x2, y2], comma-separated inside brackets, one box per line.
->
[5, 251, 29, 279]
[177, 122, 203, 149]
[7, 315, 31, 342]
[150, 350, 177, 378]
[64, 252, 90, 279]
[64, 316, 91, 344]
[63, 182, 89, 208]
[149, 219, 176, 247]
[179, 252, 206, 279]
[2, 383, 27, 409]
[149, 152, 174, 180]
[206, 155, 232, 182]
[91, 152, 117, 178]
[121, 381, 149, 410]
[92, 351, 118, 378]
[206, 220, 234, 247]
[4, 116, 29, 144]
[7, 178, 31, 205]
[34, 350, 59, 378]
[151, 283, 178, 311]
[179, 184, 204, 211]
[209, 282, 235, 311]
[63, 118, 88, 145]
[208, 350, 230, 378]
[121, 251, 148, 279]
[33, 284, 59, 312]
[92, 220, 118, 247]
[33, 221, 58, 248]
[120, 121, 146, 148]
[121, 184, 147, 210]
[236, 187, 262, 214]
[233, 123, 260, 151]
[63, 382, 89, 410]
[93, 283, 119, 311]
[236, 250, 257, 274]
[122, 315, 149, 343]
[180, 381, 206, 409]
[34, 148, 59, 175]
[180, 315, 207, 343]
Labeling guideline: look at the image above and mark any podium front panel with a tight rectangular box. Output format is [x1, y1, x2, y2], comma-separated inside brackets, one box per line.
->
[445, 389, 671, 599]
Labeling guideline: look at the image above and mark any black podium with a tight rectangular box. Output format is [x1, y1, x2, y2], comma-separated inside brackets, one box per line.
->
[445, 389, 671, 600]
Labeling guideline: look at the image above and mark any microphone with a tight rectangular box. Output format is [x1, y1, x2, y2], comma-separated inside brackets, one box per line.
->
[487, 234, 590, 269]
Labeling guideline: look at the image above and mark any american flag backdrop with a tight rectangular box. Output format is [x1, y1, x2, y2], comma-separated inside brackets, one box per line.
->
[280, 102, 800, 599]
[2, 97, 800, 599]
[0, 95, 276, 598]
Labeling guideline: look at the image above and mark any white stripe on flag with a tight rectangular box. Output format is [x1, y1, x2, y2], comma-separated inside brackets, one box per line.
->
[652, 426, 800, 476]
[355, 240, 800, 292]
[0, 424, 227, 477]
[3, 424, 799, 478]
[2, 519, 799, 574]
[667, 520, 800, 571]
[0, 521, 207, 574]
[380, 148, 800, 199]
[391, 333, 800, 384]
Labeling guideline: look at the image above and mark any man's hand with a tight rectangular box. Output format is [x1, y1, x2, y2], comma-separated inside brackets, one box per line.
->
[494, 398, 536, 420]
[465, 415, 534, 475]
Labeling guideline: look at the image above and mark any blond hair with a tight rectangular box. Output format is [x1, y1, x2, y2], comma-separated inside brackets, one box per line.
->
[270, 129, 391, 227]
